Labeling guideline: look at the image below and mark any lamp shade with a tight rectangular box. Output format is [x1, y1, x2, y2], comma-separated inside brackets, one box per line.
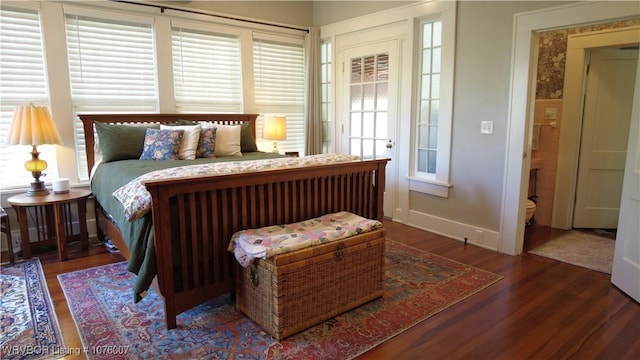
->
[6, 105, 62, 146]
[263, 115, 287, 141]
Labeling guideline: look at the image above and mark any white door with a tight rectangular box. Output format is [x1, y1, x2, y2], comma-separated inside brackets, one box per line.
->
[611, 54, 640, 303]
[573, 48, 638, 228]
[340, 41, 398, 217]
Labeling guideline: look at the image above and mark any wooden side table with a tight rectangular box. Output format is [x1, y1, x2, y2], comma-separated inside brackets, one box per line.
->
[8, 189, 91, 262]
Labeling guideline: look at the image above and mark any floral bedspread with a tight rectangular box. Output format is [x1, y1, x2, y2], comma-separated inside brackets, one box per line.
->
[113, 153, 362, 222]
[228, 211, 382, 267]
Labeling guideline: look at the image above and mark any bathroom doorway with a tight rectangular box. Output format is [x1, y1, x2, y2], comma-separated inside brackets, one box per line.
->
[552, 26, 640, 231]
[572, 47, 638, 229]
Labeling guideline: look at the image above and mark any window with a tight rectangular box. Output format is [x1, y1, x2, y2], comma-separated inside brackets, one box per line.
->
[65, 10, 157, 180]
[409, 17, 453, 198]
[320, 41, 332, 153]
[253, 34, 306, 155]
[0, 6, 58, 190]
[172, 23, 243, 113]
[0, 2, 308, 189]
[416, 20, 441, 175]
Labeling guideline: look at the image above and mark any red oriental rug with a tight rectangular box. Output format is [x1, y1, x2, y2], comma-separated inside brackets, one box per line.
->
[58, 240, 501, 359]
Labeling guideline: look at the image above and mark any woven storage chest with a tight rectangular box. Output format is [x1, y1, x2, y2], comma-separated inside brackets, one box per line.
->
[235, 228, 385, 340]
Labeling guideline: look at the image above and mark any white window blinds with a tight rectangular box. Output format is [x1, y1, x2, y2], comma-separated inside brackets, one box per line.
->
[65, 11, 157, 180]
[253, 34, 306, 155]
[172, 24, 243, 113]
[0, 6, 57, 190]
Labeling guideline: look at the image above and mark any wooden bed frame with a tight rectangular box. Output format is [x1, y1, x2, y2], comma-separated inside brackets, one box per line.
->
[80, 113, 389, 329]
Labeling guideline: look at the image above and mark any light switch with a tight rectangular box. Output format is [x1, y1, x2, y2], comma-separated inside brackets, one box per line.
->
[480, 120, 493, 135]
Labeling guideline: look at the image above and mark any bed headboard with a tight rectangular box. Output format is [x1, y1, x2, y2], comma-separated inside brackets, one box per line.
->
[79, 113, 259, 175]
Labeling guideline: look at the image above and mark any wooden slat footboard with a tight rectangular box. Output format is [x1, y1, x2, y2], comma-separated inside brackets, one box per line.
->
[144, 158, 388, 329]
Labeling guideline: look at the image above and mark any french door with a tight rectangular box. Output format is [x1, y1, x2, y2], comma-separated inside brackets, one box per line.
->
[339, 41, 398, 217]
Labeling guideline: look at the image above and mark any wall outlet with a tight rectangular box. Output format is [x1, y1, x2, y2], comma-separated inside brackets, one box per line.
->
[544, 107, 557, 120]
[480, 120, 494, 135]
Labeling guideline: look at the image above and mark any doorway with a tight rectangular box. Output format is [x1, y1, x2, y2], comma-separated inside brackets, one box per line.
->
[572, 47, 638, 229]
[338, 40, 399, 218]
[551, 26, 640, 230]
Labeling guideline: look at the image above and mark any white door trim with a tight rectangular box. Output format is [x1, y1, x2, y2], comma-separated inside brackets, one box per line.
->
[502, 1, 639, 255]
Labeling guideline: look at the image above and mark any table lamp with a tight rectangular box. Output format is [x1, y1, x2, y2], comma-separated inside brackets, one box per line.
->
[6, 104, 62, 196]
[263, 115, 286, 153]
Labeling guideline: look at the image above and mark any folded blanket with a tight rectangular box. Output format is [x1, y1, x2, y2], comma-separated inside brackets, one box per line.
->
[229, 211, 382, 267]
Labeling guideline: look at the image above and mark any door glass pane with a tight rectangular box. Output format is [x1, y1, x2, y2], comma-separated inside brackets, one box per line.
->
[363, 112, 374, 138]
[351, 85, 362, 110]
[363, 83, 375, 110]
[376, 113, 387, 138]
[376, 139, 387, 159]
[349, 52, 389, 159]
[376, 82, 388, 110]
[350, 138, 361, 156]
[351, 58, 362, 82]
[363, 56, 375, 82]
[362, 139, 374, 159]
[351, 113, 362, 137]
[377, 54, 389, 81]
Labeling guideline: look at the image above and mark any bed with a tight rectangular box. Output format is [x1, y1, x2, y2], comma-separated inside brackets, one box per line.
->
[80, 113, 389, 329]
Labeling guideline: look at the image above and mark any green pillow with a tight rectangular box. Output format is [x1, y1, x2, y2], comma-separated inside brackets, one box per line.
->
[95, 122, 159, 162]
[240, 122, 258, 153]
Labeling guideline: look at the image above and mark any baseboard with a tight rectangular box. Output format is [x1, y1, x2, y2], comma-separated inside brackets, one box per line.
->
[406, 210, 500, 252]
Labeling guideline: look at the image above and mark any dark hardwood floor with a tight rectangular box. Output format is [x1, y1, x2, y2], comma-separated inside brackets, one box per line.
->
[6, 219, 639, 359]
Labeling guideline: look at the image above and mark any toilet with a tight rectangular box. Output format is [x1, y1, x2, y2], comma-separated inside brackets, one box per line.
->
[525, 199, 537, 224]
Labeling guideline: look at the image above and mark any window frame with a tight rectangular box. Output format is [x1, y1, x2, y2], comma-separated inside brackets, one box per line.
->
[408, 13, 456, 198]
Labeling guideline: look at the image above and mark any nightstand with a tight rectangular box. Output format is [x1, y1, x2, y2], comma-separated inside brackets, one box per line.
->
[8, 189, 91, 262]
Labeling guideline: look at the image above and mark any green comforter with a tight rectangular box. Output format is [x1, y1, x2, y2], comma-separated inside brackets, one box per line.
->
[91, 152, 283, 302]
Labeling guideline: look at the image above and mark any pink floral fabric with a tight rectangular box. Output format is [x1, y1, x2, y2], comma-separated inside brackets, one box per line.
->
[228, 211, 382, 267]
[113, 153, 362, 222]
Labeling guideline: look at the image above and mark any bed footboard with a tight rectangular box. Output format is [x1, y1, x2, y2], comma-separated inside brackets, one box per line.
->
[144, 158, 388, 329]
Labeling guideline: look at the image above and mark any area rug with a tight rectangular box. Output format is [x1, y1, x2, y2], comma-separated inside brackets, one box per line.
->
[59, 240, 502, 359]
[529, 230, 615, 274]
[1, 259, 65, 360]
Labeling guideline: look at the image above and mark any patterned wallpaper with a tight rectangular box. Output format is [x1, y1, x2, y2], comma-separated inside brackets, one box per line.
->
[536, 19, 640, 99]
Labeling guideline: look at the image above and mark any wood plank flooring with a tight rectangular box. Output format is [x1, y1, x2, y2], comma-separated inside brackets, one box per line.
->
[8, 219, 639, 359]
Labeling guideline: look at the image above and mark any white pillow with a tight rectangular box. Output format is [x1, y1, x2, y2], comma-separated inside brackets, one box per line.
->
[203, 124, 242, 157]
[160, 124, 201, 160]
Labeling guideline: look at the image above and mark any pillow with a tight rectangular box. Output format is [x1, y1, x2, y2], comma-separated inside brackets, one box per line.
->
[177, 120, 257, 153]
[160, 124, 201, 160]
[196, 127, 217, 158]
[95, 122, 159, 162]
[202, 124, 242, 157]
[139, 128, 184, 160]
[240, 122, 258, 152]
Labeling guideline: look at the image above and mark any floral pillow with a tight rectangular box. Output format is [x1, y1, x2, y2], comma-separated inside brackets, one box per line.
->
[160, 124, 201, 160]
[196, 127, 217, 158]
[139, 128, 184, 160]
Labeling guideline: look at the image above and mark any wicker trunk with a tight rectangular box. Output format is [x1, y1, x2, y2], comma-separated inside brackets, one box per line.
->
[235, 228, 386, 340]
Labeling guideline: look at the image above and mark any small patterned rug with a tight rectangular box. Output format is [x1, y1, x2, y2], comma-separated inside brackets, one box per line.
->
[1, 259, 65, 360]
[59, 240, 502, 360]
[529, 230, 615, 274]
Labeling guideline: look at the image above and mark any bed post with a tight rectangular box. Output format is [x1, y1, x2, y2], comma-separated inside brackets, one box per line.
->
[375, 159, 388, 222]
